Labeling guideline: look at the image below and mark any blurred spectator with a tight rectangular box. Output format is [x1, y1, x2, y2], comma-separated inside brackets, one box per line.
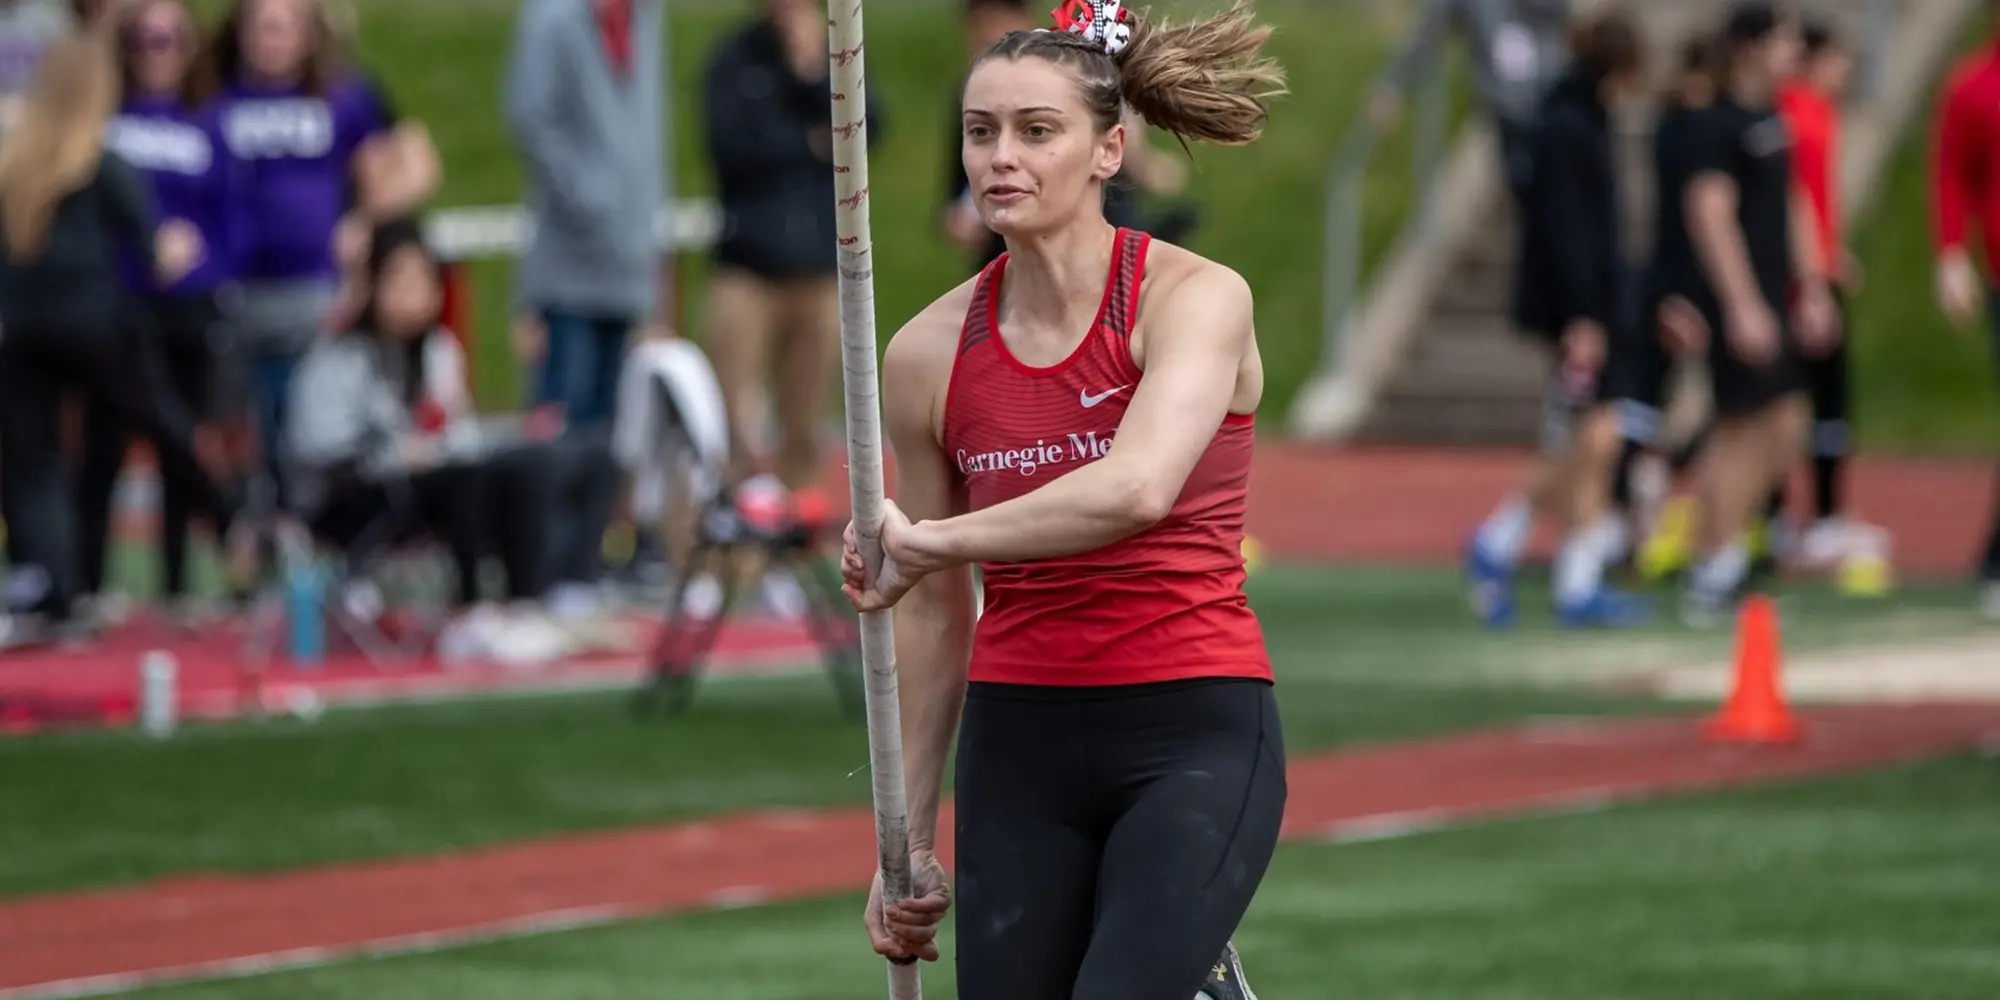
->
[0, 0, 70, 134]
[1680, 2, 1833, 624]
[0, 35, 230, 648]
[503, 0, 662, 429]
[502, 0, 664, 610]
[1469, 5, 1647, 629]
[699, 0, 883, 490]
[1371, 0, 1574, 209]
[943, 0, 1191, 268]
[1775, 16, 1859, 566]
[69, 0, 242, 629]
[1931, 0, 2000, 617]
[286, 217, 576, 667]
[199, 0, 437, 515]
[1608, 30, 1720, 565]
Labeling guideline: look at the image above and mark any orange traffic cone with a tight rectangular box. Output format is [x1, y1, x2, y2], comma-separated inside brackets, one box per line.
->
[1703, 595, 1802, 745]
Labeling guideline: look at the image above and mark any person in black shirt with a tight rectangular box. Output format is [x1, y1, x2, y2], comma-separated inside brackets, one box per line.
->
[0, 35, 232, 646]
[1680, 1, 1838, 623]
[1606, 31, 1720, 571]
[700, 0, 886, 491]
[1466, 6, 1648, 628]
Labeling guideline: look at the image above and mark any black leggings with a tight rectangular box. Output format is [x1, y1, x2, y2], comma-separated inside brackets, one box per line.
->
[0, 311, 227, 619]
[74, 295, 224, 598]
[309, 443, 561, 606]
[953, 677, 1286, 1000]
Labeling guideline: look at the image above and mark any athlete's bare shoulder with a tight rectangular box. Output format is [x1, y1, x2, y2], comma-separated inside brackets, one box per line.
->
[885, 273, 978, 379]
[1134, 239, 1253, 315]
[883, 272, 982, 436]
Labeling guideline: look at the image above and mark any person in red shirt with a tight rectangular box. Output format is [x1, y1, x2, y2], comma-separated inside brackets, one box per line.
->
[837, 3, 1280, 999]
[1932, 1, 2000, 617]
[1774, 17, 1859, 564]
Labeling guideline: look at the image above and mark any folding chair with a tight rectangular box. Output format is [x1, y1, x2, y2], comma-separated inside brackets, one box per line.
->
[611, 339, 863, 720]
[633, 487, 863, 720]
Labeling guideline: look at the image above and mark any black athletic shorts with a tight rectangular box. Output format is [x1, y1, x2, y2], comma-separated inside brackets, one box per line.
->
[1601, 303, 1674, 444]
[953, 676, 1286, 1000]
[1704, 300, 1808, 418]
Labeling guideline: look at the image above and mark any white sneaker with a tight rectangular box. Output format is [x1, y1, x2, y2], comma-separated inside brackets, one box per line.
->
[1796, 517, 1853, 568]
[681, 573, 725, 619]
[545, 582, 601, 622]
[437, 605, 507, 666]
[1981, 582, 2000, 623]
[488, 610, 575, 669]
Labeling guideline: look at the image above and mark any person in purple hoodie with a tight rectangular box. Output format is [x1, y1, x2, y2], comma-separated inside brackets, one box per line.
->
[196, 0, 436, 513]
[70, 0, 241, 626]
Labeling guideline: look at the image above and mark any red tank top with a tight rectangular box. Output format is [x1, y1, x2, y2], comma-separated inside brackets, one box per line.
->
[940, 229, 1271, 687]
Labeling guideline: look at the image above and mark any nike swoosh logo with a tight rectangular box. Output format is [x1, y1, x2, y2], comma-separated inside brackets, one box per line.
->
[1079, 385, 1129, 408]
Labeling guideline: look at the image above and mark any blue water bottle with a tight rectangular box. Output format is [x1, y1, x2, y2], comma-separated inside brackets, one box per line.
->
[285, 559, 326, 668]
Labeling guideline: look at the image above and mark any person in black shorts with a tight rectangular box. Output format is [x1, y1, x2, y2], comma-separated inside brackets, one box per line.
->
[1465, 7, 1649, 628]
[1776, 17, 1861, 566]
[1679, 1, 1839, 623]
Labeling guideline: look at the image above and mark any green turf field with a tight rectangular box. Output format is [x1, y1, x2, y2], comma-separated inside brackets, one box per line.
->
[120, 753, 2000, 1000]
[3, 565, 1987, 898]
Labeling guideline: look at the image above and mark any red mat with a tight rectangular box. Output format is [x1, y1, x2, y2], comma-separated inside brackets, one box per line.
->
[0, 611, 822, 734]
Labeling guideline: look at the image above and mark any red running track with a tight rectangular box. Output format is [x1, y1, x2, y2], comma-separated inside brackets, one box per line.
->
[106, 445, 1995, 576]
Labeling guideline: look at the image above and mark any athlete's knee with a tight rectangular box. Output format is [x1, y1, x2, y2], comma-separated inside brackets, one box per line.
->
[1573, 407, 1622, 467]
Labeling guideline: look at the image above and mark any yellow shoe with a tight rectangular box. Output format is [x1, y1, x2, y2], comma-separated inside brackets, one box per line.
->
[1638, 496, 1696, 582]
[1240, 535, 1264, 574]
[1836, 526, 1894, 598]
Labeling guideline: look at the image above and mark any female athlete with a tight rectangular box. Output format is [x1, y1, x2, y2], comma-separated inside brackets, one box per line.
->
[839, 2, 1284, 998]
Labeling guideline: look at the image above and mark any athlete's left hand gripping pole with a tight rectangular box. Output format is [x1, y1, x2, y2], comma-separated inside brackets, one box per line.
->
[825, 2, 921, 999]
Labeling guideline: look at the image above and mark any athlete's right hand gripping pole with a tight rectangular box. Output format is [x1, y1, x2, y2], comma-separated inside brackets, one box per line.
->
[825, 1, 920, 999]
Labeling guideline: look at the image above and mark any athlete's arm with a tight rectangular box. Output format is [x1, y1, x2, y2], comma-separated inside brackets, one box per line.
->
[880, 310, 978, 856]
[906, 264, 1254, 565]
[1686, 171, 1762, 314]
[1788, 180, 1827, 286]
[1932, 67, 1985, 325]
[1931, 67, 1978, 263]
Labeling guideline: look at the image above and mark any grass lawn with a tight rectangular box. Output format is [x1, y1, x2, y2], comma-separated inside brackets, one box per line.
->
[1847, 11, 2000, 454]
[240, 0, 1443, 420]
[124, 752, 2000, 1000]
[2, 564, 1987, 898]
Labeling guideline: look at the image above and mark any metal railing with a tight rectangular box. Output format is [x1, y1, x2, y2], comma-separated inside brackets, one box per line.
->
[1315, 24, 1453, 383]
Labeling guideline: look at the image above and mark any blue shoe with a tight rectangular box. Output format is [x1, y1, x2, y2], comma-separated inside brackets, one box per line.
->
[1465, 538, 1517, 630]
[1555, 587, 1653, 629]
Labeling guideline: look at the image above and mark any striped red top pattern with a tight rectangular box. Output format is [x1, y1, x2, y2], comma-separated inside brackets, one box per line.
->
[940, 229, 1271, 687]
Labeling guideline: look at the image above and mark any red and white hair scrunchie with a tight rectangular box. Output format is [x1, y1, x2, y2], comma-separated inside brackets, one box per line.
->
[1050, 0, 1134, 56]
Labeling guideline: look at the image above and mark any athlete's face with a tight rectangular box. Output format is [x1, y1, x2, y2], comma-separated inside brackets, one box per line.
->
[1765, 24, 1802, 82]
[373, 246, 441, 340]
[1808, 46, 1852, 98]
[239, 0, 313, 82]
[961, 56, 1124, 238]
[126, 1, 196, 96]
